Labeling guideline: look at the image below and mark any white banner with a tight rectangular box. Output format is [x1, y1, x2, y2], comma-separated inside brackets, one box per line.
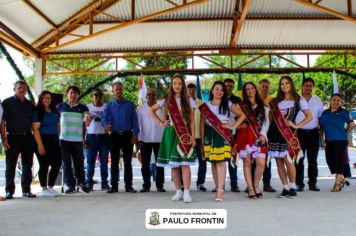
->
[146, 209, 227, 229]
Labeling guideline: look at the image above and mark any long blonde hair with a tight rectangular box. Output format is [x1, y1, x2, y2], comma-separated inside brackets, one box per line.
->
[163, 74, 192, 125]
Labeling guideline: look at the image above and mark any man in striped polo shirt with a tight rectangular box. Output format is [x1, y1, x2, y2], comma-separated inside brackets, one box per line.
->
[57, 86, 90, 194]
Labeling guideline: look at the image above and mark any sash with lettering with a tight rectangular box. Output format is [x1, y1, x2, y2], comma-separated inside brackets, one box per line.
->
[168, 98, 194, 158]
[269, 99, 303, 164]
[236, 100, 261, 139]
[198, 103, 236, 156]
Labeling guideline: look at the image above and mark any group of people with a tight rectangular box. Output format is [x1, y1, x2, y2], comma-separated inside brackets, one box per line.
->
[0, 74, 354, 203]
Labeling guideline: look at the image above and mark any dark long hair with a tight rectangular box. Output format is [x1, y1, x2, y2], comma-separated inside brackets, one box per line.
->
[163, 74, 192, 125]
[242, 82, 265, 122]
[209, 81, 230, 117]
[327, 93, 343, 112]
[36, 90, 58, 122]
[276, 75, 300, 103]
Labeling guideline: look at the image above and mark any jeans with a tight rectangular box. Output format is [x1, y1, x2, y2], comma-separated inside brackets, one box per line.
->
[228, 161, 238, 188]
[86, 134, 109, 186]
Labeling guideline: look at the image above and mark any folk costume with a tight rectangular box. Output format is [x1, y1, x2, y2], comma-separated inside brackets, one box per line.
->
[199, 101, 234, 162]
[235, 100, 270, 159]
[157, 97, 196, 167]
[267, 98, 308, 164]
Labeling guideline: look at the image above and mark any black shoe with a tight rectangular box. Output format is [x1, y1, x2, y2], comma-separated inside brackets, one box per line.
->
[244, 187, 248, 193]
[80, 184, 90, 193]
[345, 180, 350, 186]
[5, 192, 13, 200]
[263, 185, 277, 193]
[125, 187, 137, 193]
[22, 192, 36, 198]
[107, 188, 118, 193]
[289, 188, 297, 199]
[231, 186, 240, 192]
[157, 187, 166, 192]
[296, 185, 304, 192]
[309, 185, 320, 192]
[86, 183, 93, 191]
[277, 189, 289, 198]
[101, 183, 111, 191]
[140, 188, 150, 193]
[65, 187, 76, 194]
[197, 184, 207, 192]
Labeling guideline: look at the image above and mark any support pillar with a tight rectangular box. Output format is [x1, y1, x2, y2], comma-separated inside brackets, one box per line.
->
[34, 58, 43, 100]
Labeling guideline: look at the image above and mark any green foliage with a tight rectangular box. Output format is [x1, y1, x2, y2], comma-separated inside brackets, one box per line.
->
[43, 55, 114, 104]
[308, 51, 356, 110]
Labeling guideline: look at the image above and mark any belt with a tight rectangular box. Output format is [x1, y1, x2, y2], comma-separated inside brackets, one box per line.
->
[300, 128, 319, 133]
[87, 133, 108, 136]
[112, 130, 132, 135]
[8, 132, 32, 135]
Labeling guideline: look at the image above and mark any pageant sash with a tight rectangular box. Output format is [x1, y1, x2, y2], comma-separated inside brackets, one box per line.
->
[236, 100, 261, 139]
[270, 100, 302, 164]
[199, 103, 234, 147]
[168, 98, 194, 157]
[199, 103, 237, 167]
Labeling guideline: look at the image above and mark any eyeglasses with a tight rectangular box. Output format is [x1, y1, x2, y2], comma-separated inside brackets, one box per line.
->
[93, 93, 103, 97]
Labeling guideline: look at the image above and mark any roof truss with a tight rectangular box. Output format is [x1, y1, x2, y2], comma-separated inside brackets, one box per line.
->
[43, 51, 356, 76]
[294, 0, 355, 24]
[39, 0, 209, 53]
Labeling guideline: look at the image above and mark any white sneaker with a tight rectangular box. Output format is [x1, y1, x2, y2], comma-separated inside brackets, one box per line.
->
[183, 190, 192, 203]
[171, 190, 183, 201]
[48, 188, 60, 196]
[42, 189, 55, 197]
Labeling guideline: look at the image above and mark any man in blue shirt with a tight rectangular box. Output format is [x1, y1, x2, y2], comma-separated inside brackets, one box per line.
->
[102, 82, 139, 193]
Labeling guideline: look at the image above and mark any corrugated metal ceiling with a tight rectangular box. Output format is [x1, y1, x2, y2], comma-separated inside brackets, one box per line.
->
[0, 0, 355, 53]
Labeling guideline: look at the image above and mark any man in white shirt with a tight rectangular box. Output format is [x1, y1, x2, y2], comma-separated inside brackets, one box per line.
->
[85, 89, 110, 191]
[295, 78, 324, 192]
[137, 89, 165, 192]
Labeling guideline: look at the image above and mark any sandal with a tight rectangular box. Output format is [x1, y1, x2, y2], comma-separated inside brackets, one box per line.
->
[0, 196, 6, 201]
[254, 186, 263, 198]
[340, 179, 347, 190]
[248, 188, 257, 199]
[215, 189, 224, 203]
[331, 184, 341, 192]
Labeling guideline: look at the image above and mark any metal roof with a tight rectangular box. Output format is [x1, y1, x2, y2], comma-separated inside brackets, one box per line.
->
[0, 0, 355, 56]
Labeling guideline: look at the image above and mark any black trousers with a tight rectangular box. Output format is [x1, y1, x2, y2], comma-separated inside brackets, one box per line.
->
[296, 129, 320, 187]
[5, 134, 35, 194]
[195, 139, 207, 186]
[110, 131, 133, 189]
[325, 141, 348, 175]
[140, 142, 164, 189]
[35, 134, 61, 188]
[59, 140, 86, 188]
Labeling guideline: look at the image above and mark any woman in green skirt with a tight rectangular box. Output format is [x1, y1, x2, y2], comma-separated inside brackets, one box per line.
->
[200, 81, 245, 202]
[150, 74, 196, 203]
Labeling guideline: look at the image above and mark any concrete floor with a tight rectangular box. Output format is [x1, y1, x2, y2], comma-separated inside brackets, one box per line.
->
[1, 178, 356, 236]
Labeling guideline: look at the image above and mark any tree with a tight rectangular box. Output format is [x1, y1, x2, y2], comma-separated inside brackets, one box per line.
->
[308, 51, 356, 110]
[123, 52, 189, 103]
[205, 51, 287, 96]
[40, 55, 114, 104]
